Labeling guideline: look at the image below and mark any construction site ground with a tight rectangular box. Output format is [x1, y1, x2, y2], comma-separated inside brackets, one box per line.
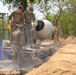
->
[0, 35, 76, 75]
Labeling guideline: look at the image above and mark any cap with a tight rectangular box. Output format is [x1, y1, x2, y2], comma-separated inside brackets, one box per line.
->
[18, 5, 24, 9]
[28, 6, 33, 12]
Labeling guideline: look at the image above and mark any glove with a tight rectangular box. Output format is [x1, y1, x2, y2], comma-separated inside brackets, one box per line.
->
[8, 24, 12, 30]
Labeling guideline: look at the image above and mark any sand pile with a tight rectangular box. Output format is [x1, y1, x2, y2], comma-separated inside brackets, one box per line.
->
[42, 35, 76, 47]
[61, 35, 76, 46]
[0, 68, 27, 75]
[0, 69, 9, 74]
[25, 44, 76, 75]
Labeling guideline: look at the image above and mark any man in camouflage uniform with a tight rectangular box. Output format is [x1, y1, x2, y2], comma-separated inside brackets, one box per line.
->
[8, 5, 24, 33]
[23, 6, 36, 46]
[8, 6, 25, 71]
[10, 27, 25, 70]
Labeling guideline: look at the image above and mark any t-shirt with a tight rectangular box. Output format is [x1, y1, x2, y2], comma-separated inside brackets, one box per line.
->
[9, 11, 23, 24]
[11, 30, 25, 46]
[23, 11, 35, 24]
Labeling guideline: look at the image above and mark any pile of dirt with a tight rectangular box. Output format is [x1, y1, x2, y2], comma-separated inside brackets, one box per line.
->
[61, 35, 76, 46]
[0, 69, 9, 75]
[25, 44, 76, 75]
[42, 35, 76, 47]
[0, 68, 27, 75]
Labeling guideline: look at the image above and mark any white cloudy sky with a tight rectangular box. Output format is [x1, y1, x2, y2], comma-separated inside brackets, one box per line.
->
[0, 0, 59, 20]
[0, 1, 44, 19]
[0, 1, 9, 13]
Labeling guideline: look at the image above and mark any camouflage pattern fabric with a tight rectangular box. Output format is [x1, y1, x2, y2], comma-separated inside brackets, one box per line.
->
[8, 11, 23, 33]
[23, 11, 36, 46]
[11, 30, 25, 70]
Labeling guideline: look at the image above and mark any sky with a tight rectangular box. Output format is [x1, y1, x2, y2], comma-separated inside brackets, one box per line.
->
[0, 1, 44, 19]
[0, 0, 59, 20]
[0, 1, 9, 13]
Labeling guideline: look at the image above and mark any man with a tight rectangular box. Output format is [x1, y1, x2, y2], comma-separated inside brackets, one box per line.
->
[23, 6, 36, 46]
[10, 27, 25, 70]
[8, 5, 24, 33]
[8, 5, 25, 71]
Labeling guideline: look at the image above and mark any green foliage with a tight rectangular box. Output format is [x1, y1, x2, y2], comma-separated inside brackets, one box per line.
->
[2, 0, 34, 10]
[58, 9, 76, 37]
[38, 0, 76, 38]
[0, 15, 10, 41]
[46, 12, 54, 22]
[0, 19, 3, 29]
[30, 0, 34, 3]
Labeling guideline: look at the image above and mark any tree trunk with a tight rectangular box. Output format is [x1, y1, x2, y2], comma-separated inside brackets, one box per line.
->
[21, 0, 27, 11]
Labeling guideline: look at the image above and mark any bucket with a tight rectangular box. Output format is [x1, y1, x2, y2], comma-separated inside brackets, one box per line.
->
[0, 42, 2, 60]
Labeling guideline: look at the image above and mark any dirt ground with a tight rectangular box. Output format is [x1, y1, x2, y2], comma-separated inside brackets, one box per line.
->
[24, 35, 76, 75]
[0, 35, 76, 75]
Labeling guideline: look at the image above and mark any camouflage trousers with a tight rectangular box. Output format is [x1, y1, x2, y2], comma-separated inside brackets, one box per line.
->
[11, 44, 24, 70]
[24, 23, 36, 46]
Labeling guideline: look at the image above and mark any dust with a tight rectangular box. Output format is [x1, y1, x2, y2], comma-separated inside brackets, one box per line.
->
[24, 36, 76, 75]
[0, 35, 76, 75]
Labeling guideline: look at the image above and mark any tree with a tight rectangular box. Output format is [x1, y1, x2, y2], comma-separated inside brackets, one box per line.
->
[2, 0, 35, 10]
[35, 0, 76, 37]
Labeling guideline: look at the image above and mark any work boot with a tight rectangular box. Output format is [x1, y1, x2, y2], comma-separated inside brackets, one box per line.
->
[19, 68, 28, 75]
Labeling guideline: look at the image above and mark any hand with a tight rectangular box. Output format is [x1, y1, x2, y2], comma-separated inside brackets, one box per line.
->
[9, 21, 14, 25]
